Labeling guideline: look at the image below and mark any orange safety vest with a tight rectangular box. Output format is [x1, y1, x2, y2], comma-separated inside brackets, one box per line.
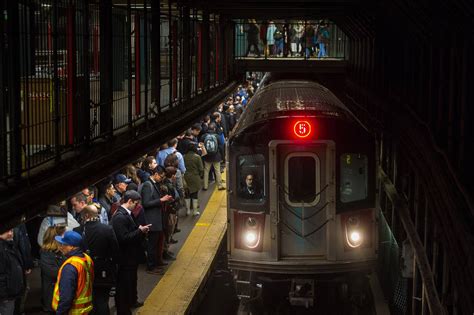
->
[52, 253, 94, 314]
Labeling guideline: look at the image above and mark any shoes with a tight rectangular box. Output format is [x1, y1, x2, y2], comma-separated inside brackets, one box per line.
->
[218, 186, 226, 191]
[146, 268, 164, 275]
[132, 301, 145, 308]
[163, 252, 176, 261]
[193, 211, 201, 216]
[169, 238, 178, 244]
[174, 228, 181, 233]
[202, 187, 208, 191]
[156, 261, 168, 266]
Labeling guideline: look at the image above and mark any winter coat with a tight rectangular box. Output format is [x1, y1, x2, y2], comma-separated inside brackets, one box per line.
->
[39, 250, 65, 312]
[0, 240, 25, 300]
[183, 151, 204, 194]
[246, 23, 259, 42]
[266, 24, 277, 45]
[13, 224, 34, 270]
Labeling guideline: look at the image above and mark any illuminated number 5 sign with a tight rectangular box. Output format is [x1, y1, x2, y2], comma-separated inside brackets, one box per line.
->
[293, 120, 312, 138]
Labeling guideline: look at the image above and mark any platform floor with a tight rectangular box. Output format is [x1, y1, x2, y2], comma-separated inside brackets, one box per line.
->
[138, 174, 227, 314]
[23, 177, 225, 315]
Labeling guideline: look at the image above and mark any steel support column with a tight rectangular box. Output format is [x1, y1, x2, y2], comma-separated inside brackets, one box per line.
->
[0, 0, 6, 178]
[182, 6, 191, 101]
[66, 5, 77, 144]
[202, 9, 210, 91]
[79, 0, 90, 145]
[143, 0, 149, 121]
[168, 0, 173, 108]
[6, 0, 21, 178]
[151, 0, 160, 113]
[99, 0, 113, 135]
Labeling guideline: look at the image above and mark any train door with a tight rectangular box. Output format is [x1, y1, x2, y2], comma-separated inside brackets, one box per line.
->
[269, 140, 335, 259]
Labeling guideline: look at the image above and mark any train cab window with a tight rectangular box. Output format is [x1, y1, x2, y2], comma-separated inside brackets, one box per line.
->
[340, 153, 368, 203]
[284, 153, 320, 206]
[237, 154, 265, 202]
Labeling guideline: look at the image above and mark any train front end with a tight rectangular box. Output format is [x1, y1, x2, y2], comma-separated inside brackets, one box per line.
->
[226, 81, 378, 307]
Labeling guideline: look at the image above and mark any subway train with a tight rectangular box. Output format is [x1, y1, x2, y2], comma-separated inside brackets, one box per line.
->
[226, 73, 378, 309]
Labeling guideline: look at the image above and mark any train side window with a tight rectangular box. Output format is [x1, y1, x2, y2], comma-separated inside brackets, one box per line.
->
[284, 153, 321, 206]
[340, 153, 368, 203]
[237, 154, 266, 202]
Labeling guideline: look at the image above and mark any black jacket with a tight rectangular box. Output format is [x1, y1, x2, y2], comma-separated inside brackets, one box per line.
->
[0, 240, 25, 300]
[74, 221, 120, 264]
[140, 179, 164, 232]
[111, 207, 145, 266]
[39, 250, 65, 311]
[13, 224, 34, 270]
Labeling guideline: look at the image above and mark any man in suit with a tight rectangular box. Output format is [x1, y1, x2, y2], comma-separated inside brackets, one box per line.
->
[74, 205, 119, 315]
[140, 166, 173, 274]
[111, 191, 151, 315]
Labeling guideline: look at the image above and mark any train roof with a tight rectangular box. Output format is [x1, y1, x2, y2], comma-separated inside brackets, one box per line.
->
[233, 80, 358, 136]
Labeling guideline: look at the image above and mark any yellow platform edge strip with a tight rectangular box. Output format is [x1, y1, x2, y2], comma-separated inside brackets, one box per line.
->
[138, 181, 228, 315]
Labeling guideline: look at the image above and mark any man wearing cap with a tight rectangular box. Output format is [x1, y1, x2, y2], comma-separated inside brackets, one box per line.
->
[111, 190, 151, 315]
[113, 174, 132, 201]
[52, 230, 94, 315]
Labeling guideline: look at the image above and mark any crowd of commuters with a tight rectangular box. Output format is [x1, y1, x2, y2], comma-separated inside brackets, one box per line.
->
[241, 19, 331, 59]
[0, 75, 261, 315]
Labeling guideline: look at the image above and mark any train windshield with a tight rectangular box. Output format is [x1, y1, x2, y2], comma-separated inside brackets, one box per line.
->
[237, 154, 265, 203]
[284, 153, 321, 206]
[340, 153, 368, 203]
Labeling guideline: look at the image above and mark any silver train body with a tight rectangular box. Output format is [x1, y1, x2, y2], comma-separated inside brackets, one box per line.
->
[226, 76, 378, 304]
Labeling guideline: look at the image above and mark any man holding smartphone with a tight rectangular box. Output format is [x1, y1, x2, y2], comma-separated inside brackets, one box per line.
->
[140, 166, 173, 275]
[111, 190, 151, 315]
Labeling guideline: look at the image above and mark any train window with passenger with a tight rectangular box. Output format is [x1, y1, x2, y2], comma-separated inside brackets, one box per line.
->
[237, 154, 265, 202]
[340, 153, 368, 203]
[284, 153, 321, 206]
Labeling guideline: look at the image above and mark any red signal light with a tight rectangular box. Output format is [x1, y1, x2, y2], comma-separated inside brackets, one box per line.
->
[293, 120, 312, 138]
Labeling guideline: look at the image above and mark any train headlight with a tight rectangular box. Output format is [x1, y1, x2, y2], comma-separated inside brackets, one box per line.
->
[234, 211, 265, 252]
[242, 217, 261, 249]
[245, 231, 257, 244]
[345, 216, 363, 248]
[350, 231, 361, 243]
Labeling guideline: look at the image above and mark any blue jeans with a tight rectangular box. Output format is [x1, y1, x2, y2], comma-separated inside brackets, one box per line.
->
[318, 43, 326, 58]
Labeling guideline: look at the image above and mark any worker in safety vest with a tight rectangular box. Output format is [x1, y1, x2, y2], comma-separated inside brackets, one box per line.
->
[52, 231, 94, 314]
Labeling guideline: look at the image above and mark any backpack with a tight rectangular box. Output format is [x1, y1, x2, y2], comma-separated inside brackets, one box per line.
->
[273, 29, 283, 41]
[203, 133, 218, 154]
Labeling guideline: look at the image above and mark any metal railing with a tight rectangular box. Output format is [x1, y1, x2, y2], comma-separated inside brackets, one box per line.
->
[234, 20, 348, 60]
[0, 1, 233, 183]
